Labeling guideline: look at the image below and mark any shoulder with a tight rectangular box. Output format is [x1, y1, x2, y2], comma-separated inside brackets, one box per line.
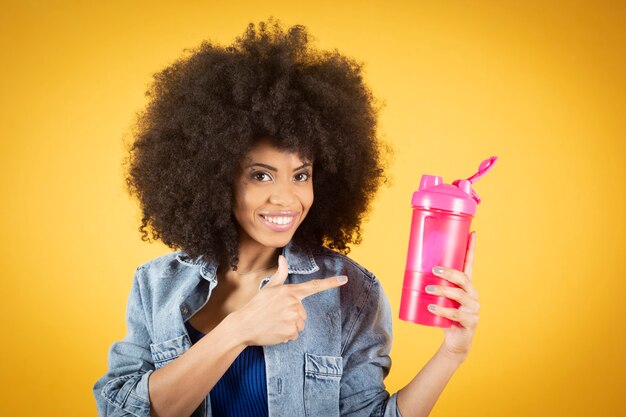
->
[135, 250, 201, 275]
[131, 250, 204, 297]
[309, 247, 393, 352]
[312, 246, 391, 308]
[309, 246, 384, 307]
[134, 250, 181, 268]
[311, 246, 378, 284]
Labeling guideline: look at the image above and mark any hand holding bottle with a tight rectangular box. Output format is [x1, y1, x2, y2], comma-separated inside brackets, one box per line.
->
[425, 231, 480, 361]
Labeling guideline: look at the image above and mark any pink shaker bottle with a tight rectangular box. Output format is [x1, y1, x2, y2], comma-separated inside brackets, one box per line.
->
[399, 156, 497, 327]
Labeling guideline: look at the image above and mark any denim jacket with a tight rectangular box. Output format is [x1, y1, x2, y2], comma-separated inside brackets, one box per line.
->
[93, 239, 403, 417]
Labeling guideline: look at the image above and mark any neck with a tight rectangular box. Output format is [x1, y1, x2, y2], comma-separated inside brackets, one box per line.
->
[232, 237, 282, 274]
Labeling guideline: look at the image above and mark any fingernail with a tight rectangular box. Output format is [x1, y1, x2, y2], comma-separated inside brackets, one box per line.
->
[428, 304, 437, 312]
[425, 285, 436, 293]
[433, 266, 444, 275]
[337, 275, 348, 283]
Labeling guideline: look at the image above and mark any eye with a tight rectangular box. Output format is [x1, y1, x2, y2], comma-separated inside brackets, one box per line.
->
[294, 171, 311, 182]
[251, 171, 272, 182]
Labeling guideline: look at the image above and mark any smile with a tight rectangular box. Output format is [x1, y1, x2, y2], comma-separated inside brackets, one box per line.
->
[258, 214, 297, 231]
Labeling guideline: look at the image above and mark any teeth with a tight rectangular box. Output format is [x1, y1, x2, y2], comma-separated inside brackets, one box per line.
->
[263, 215, 294, 225]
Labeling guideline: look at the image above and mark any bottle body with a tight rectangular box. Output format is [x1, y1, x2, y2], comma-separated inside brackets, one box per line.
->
[400, 205, 473, 327]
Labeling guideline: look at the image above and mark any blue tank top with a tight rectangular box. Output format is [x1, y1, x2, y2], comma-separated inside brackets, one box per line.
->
[184, 321, 269, 417]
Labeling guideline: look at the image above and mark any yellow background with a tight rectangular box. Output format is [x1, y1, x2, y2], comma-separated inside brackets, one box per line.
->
[1, 1, 624, 416]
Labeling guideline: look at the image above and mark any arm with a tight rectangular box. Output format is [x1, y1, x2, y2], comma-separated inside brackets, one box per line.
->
[395, 347, 464, 417]
[92, 266, 156, 417]
[92, 266, 247, 417]
[147, 314, 246, 417]
[397, 232, 480, 416]
[338, 273, 468, 417]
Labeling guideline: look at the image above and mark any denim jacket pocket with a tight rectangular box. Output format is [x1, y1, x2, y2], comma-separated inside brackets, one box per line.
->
[149, 334, 190, 369]
[303, 353, 343, 417]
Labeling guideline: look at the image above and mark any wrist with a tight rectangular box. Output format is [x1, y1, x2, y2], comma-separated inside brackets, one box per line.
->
[222, 312, 250, 348]
[436, 345, 468, 366]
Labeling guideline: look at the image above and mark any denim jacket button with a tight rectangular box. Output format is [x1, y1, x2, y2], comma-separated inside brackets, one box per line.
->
[180, 305, 189, 315]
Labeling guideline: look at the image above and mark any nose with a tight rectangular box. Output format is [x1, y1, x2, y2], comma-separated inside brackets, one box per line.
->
[269, 181, 296, 206]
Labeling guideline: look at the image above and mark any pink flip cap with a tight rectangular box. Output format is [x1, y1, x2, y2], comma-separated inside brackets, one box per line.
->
[411, 156, 498, 216]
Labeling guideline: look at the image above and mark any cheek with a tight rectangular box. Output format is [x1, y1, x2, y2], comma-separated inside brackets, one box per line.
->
[238, 188, 265, 216]
[301, 187, 314, 211]
[233, 186, 252, 218]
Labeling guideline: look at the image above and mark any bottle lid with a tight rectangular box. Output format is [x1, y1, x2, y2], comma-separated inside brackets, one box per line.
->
[411, 156, 497, 216]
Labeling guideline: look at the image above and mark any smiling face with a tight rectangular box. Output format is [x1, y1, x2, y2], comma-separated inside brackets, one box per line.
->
[232, 138, 314, 251]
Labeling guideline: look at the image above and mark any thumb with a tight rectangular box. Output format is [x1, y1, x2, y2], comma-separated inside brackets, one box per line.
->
[265, 254, 289, 287]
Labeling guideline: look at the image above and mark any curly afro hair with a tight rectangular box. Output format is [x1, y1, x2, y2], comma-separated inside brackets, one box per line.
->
[122, 17, 394, 271]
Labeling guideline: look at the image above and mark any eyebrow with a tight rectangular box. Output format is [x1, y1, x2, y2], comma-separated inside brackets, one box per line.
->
[245, 162, 312, 172]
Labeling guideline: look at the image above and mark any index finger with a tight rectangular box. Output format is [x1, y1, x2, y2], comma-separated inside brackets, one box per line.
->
[463, 231, 476, 281]
[290, 276, 348, 301]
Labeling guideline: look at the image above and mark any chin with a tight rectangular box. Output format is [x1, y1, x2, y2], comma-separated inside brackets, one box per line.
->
[261, 234, 295, 248]
[255, 227, 299, 246]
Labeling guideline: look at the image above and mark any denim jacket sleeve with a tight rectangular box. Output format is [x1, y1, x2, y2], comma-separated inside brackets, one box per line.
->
[340, 273, 403, 417]
[93, 266, 155, 417]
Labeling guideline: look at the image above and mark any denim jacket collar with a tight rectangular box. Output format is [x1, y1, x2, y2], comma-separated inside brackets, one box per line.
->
[175, 239, 320, 283]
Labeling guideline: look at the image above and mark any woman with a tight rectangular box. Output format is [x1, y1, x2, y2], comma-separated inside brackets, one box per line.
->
[93, 18, 479, 417]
